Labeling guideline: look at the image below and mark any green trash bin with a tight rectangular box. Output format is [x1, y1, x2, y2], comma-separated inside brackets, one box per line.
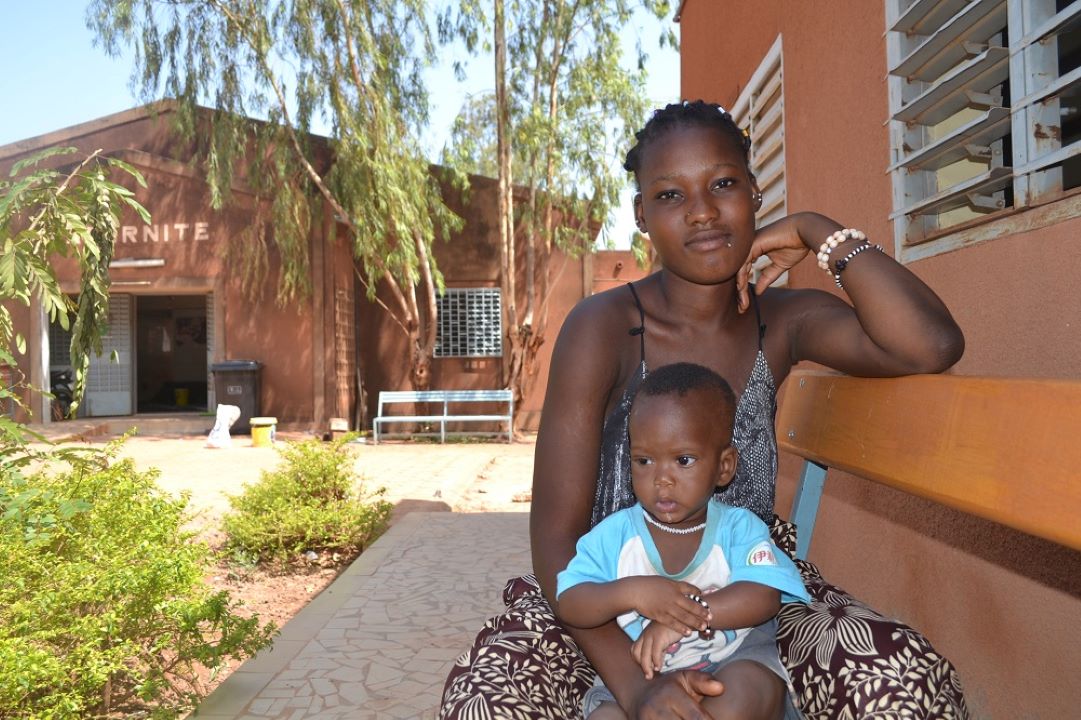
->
[210, 360, 262, 433]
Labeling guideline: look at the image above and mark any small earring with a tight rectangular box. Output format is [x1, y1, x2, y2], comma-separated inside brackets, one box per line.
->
[753, 191, 763, 208]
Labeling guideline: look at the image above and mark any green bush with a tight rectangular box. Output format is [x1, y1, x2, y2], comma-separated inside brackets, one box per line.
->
[0, 444, 276, 719]
[222, 437, 392, 564]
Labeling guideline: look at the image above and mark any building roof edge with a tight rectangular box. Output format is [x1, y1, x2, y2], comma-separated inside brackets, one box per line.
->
[0, 99, 180, 162]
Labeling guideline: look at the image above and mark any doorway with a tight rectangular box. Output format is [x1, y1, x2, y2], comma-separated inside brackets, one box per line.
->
[135, 295, 209, 413]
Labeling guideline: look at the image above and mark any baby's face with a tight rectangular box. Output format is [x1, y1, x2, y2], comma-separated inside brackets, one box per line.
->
[628, 390, 736, 528]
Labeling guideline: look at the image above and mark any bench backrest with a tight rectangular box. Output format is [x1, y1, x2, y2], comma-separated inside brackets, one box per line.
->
[777, 371, 1081, 555]
[377, 389, 513, 410]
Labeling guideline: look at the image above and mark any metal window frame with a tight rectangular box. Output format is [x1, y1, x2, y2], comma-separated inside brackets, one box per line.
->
[434, 287, 504, 358]
[731, 35, 788, 286]
[886, 0, 1081, 261]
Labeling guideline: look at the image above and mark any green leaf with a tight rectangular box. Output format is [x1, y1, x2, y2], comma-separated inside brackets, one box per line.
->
[8, 146, 77, 176]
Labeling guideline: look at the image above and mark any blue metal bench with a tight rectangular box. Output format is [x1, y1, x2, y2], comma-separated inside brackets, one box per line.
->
[372, 389, 514, 444]
[779, 371, 1081, 559]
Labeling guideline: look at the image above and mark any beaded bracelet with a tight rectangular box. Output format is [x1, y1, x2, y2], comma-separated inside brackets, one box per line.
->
[687, 593, 715, 640]
[817, 228, 866, 272]
[833, 242, 884, 288]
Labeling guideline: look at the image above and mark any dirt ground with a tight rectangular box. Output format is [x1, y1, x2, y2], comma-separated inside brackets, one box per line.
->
[181, 435, 535, 636]
[47, 431, 537, 695]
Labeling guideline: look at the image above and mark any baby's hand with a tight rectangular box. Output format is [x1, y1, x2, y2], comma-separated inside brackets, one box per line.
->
[626, 577, 710, 636]
[631, 622, 685, 679]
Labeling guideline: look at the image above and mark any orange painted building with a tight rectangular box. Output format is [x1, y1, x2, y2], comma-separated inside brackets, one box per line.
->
[676, 0, 1081, 716]
[0, 104, 643, 433]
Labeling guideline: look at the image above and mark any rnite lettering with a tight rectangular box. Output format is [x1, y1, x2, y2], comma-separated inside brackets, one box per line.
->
[120, 221, 210, 243]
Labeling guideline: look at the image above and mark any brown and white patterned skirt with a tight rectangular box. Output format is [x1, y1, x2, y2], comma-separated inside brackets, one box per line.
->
[440, 519, 968, 719]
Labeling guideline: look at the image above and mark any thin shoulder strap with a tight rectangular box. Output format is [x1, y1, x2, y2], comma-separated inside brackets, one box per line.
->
[749, 283, 766, 351]
[626, 282, 646, 363]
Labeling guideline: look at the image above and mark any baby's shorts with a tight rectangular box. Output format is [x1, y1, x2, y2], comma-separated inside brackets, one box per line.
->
[582, 618, 801, 719]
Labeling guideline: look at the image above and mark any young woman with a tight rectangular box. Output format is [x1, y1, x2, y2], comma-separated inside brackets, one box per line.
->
[441, 101, 968, 719]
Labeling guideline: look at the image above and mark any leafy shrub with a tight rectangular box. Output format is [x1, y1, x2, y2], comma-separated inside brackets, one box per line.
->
[0, 444, 276, 719]
[223, 437, 392, 564]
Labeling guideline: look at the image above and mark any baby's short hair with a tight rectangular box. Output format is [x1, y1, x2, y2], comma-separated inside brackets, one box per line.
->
[636, 362, 737, 432]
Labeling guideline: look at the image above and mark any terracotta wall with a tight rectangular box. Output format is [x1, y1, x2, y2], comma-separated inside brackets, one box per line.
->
[679, 1, 1081, 716]
[1, 106, 651, 436]
[0, 109, 325, 429]
[356, 168, 648, 432]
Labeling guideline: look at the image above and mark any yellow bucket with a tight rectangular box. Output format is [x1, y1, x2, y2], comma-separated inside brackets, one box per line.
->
[174, 387, 189, 406]
[250, 417, 277, 447]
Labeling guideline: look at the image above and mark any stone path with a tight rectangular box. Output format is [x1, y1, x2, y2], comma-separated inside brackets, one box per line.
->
[192, 511, 529, 719]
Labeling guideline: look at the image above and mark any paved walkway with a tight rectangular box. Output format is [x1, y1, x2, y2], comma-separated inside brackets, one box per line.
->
[192, 511, 530, 720]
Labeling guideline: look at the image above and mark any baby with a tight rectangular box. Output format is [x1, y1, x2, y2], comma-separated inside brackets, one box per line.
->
[556, 362, 809, 719]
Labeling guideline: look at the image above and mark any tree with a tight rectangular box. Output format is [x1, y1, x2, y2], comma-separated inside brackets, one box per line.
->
[87, 0, 463, 389]
[1, 147, 149, 464]
[440, 0, 674, 412]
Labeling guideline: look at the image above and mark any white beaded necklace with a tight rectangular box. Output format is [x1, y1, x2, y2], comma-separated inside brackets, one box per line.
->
[642, 510, 706, 535]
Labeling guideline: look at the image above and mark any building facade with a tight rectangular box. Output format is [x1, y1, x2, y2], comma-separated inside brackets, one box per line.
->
[677, 1, 1081, 716]
[1, 105, 643, 433]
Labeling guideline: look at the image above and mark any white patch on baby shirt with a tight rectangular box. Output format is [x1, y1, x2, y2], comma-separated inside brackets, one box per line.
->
[747, 541, 777, 566]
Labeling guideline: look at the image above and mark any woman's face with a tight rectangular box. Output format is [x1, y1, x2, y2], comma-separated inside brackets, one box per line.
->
[634, 123, 759, 285]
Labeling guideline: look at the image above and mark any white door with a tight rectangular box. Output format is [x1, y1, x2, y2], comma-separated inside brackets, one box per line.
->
[84, 294, 133, 416]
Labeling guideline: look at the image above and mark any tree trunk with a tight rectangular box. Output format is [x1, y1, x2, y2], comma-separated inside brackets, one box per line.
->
[412, 233, 438, 390]
[494, 0, 522, 412]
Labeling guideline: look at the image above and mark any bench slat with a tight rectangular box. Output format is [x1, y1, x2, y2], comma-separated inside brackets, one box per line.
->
[375, 415, 511, 423]
[778, 372, 1081, 552]
[372, 389, 513, 443]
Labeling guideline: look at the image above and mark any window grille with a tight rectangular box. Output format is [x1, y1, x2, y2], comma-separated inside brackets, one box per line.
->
[731, 36, 788, 286]
[434, 288, 503, 358]
[49, 319, 73, 368]
[886, 0, 1081, 257]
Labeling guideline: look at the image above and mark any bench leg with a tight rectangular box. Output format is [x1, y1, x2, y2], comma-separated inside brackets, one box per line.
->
[441, 420, 446, 444]
[791, 460, 827, 561]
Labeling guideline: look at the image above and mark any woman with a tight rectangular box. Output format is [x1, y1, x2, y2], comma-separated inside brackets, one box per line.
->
[441, 101, 968, 719]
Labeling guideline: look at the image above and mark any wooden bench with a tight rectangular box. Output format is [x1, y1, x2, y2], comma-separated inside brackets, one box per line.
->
[779, 371, 1081, 559]
[372, 389, 514, 443]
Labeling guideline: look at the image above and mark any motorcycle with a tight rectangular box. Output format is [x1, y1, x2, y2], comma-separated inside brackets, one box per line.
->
[50, 368, 74, 420]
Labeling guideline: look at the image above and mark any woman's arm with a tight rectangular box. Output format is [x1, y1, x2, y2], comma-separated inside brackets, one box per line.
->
[737, 212, 965, 376]
[531, 297, 616, 607]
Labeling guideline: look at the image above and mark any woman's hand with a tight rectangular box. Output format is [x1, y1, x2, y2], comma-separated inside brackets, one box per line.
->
[626, 577, 711, 636]
[736, 212, 842, 312]
[630, 670, 725, 720]
[631, 621, 684, 678]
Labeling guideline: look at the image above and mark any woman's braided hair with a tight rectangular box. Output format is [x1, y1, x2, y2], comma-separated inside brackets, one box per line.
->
[623, 100, 751, 182]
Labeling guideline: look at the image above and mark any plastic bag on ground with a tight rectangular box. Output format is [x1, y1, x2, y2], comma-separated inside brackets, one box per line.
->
[206, 404, 241, 448]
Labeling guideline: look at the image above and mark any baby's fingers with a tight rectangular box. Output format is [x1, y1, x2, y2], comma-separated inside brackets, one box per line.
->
[657, 602, 709, 634]
[631, 638, 656, 679]
[650, 641, 669, 678]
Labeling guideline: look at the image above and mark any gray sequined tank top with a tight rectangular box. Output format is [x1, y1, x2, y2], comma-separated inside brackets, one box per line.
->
[592, 283, 779, 527]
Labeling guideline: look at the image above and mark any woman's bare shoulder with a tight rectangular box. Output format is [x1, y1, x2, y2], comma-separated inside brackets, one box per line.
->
[557, 281, 643, 344]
